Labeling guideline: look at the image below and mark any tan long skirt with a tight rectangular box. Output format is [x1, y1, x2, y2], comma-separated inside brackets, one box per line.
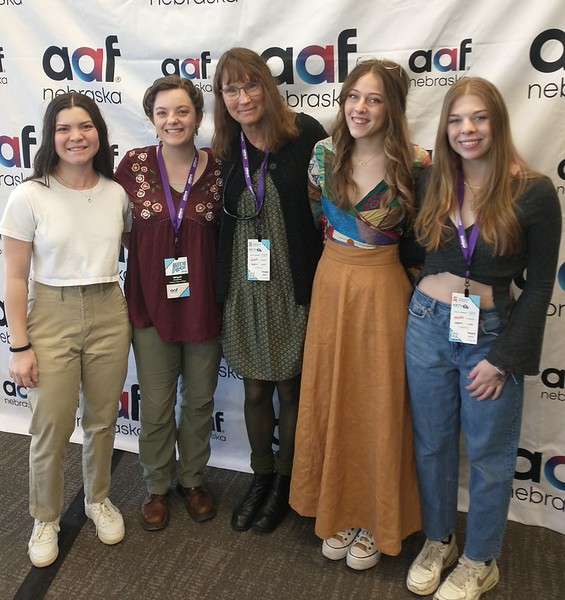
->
[290, 240, 421, 556]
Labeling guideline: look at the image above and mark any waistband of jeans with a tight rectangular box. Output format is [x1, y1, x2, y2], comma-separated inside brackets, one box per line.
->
[412, 286, 499, 316]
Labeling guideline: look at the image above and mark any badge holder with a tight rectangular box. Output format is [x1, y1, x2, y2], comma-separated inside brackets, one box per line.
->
[164, 257, 190, 298]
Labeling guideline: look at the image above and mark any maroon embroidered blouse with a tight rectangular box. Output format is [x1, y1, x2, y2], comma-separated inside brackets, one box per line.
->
[115, 145, 222, 343]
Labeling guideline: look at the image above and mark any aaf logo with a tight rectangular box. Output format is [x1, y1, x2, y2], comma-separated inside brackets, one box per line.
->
[528, 29, 565, 100]
[0, 46, 7, 84]
[558, 262, 565, 292]
[161, 51, 211, 80]
[0, 125, 36, 169]
[516, 448, 565, 492]
[530, 28, 565, 73]
[42, 35, 121, 82]
[263, 29, 356, 85]
[2, 377, 29, 408]
[118, 384, 141, 421]
[3, 379, 27, 400]
[541, 368, 565, 390]
[0, 0, 23, 5]
[409, 39, 472, 73]
[540, 367, 565, 402]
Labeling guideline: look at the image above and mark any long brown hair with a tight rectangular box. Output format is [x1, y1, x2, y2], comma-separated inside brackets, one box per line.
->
[27, 93, 113, 184]
[415, 77, 533, 255]
[212, 47, 298, 159]
[332, 59, 414, 211]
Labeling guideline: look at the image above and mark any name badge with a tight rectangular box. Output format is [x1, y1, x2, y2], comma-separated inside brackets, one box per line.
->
[164, 256, 190, 299]
[449, 292, 480, 344]
[247, 239, 270, 281]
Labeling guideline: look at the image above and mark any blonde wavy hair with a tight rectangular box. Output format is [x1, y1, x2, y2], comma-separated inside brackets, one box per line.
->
[331, 59, 414, 212]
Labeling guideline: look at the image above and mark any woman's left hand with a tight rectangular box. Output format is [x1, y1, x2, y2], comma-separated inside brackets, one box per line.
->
[466, 359, 507, 400]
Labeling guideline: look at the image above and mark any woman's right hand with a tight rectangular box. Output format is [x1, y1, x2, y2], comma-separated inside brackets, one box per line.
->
[9, 349, 39, 388]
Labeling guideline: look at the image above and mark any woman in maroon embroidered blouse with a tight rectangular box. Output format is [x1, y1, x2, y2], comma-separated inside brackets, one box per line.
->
[115, 75, 222, 531]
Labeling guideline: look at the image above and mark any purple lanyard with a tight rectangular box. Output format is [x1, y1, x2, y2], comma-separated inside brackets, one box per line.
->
[455, 173, 480, 296]
[156, 143, 199, 246]
[240, 131, 269, 214]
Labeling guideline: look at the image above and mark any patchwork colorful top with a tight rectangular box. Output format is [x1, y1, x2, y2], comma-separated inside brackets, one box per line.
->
[308, 137, 431, 248]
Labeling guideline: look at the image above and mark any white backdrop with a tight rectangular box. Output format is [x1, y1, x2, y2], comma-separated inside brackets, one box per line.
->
[0, 0, 564, 534]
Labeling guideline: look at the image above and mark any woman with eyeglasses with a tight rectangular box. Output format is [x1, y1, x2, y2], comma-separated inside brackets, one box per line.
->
[115, 76, 222, 531]
[290, 60, 428, 570]
[213, 47, 326, 533]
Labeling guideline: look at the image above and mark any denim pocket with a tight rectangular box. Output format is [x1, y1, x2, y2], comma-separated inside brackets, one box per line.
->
[408, 299, 428, 319]
[479, 313, 503, 336]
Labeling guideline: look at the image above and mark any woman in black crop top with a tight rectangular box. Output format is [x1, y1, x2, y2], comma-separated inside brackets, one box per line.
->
[404, 77, 561, 600]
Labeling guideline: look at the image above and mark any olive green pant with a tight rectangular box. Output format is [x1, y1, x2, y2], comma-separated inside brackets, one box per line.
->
[27, 282, 131, 522]
[132, 327, 221, 493]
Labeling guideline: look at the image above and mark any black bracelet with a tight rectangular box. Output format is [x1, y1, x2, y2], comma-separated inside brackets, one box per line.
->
[9, 342, 32, 353]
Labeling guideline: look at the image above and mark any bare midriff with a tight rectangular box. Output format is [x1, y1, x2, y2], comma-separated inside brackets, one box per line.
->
[418, 272, 496, 309]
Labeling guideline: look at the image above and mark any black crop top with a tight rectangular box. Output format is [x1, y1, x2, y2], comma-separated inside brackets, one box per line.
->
[417, 173, 562, 375]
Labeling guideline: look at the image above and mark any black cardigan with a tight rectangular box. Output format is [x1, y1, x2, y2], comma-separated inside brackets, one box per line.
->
[216, 112, 327, 306]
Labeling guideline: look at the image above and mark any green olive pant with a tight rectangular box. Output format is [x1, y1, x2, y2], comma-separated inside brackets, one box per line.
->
[27, 282, 131, 522]
[132, 327, 221, 494]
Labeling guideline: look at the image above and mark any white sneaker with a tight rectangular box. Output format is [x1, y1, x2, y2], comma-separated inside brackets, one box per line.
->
[434, 556, 499, 600]
[407, 536, 459, 595]
[84, 497, 125, 545]
[28, 519, 60, 568]
[322, 528, 361, 560]
[346, 529, 381, 571]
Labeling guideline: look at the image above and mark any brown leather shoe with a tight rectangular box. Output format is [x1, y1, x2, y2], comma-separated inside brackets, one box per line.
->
[141, 494, 169, 531]
[176, 484, 216, 523]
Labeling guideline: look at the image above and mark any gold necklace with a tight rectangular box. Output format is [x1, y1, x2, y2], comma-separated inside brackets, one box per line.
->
[463, 180, 482, 192]
[354, 154, 378, 167]
[53, 172, 98, 203]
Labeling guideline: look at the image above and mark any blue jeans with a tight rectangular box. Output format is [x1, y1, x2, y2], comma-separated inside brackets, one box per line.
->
[405, 288, 524, 561]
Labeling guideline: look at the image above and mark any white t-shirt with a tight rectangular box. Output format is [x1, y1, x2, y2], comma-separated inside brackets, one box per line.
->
[0, 175, 130, 286]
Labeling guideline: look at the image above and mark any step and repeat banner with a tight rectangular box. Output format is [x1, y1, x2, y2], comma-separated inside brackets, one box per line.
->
[0, 0, 564, 533]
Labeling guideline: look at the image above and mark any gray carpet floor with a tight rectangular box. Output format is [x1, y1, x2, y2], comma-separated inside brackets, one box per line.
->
[1, 431, 563, 600]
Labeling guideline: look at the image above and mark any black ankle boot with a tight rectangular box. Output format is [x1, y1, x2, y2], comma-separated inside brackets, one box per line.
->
[231, 473, 274, 532]
[252, 473, 291, 533]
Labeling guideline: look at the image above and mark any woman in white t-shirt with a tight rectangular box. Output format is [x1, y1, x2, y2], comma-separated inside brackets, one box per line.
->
[0, 93, 131, 568]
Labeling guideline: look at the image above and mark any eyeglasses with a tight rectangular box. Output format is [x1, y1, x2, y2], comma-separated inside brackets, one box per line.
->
[221, 81, 261, 100]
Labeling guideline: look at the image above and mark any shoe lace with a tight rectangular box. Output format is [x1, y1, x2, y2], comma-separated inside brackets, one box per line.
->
[449, 557, 486, 590]
[353, 528, 374, 550]
[34, 521, 57, 541]
[334, 528, 357, 543]
[93, 499, 117, 523]
[419, 539, 446, 571]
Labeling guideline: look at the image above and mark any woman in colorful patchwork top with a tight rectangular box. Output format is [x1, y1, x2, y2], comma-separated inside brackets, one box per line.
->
[115, 76, 222, 531]
[290, 59, 429, 570]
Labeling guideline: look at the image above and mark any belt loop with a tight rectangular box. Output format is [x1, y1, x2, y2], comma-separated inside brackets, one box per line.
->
[60, 287, 64, 301]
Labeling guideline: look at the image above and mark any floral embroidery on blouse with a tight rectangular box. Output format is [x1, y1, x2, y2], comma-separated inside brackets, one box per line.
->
[123, 147, 223, 224]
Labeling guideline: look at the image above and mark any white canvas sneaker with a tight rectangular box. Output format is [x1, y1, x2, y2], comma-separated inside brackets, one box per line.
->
[407, 536, 459, 595]
[321, 528, 361, 560]
[434, 556, 499, 600]
[28, 519, 60, 568]
[84, 497, 125, 545]
[346, 529, 381, 571]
